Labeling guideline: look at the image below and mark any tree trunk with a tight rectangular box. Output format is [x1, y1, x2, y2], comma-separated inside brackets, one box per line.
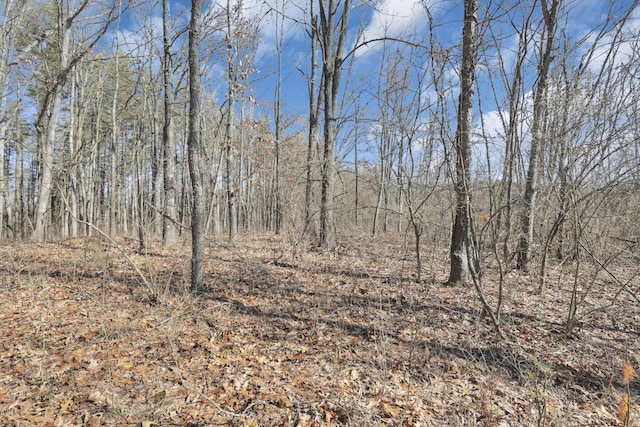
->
[162, 0, 177, 246]
[0, 109, 7, 241]
[14, 137, 24, 240]
[0, 0, 27, 241]
[188, 0, 205, 292]
[272, 0, 285, 234]
[517, 0, 560, 272]
[61, 74, 76, 239]
[319, 0, 351, 250]
[304, 10, 321, 241]
[396, 131, 404, 233]
[372, 142, 386, 236]
[86, 116, 100, 237]
[152, 107, 163, 236]
[496, 18, 530, 266]
[135, 134, 146, 251]
[109, 47, 120, 239]
[224, 0, 238, 241]
[354, 113, 360, 227]
[447, 0, 478, 285]
[34, 23, 70, 242]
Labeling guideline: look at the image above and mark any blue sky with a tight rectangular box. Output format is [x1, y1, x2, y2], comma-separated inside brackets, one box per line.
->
[117, 0, 448, 113]
[113, 0, 640, 171]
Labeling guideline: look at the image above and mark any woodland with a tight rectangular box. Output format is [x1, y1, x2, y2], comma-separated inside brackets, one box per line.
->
[0, 0, 639, 425]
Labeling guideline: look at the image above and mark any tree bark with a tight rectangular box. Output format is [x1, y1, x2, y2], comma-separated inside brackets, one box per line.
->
[447, 0, 478, 285]
[162, 0, 178, 246]
[14, 136, 24, 240]
[273, 0, 285, 235]
[225, 0, 238, 241]
[0, 110, 7, 241]
[34, 21, 70, 242]
[32, 0, 115, 241]
[517, 0, 560, 272]
[318, 0, 351, 250]
[0, 0, 27, 241]
[109, 41, 120, 239]
[304, 9, 321, 241]
[188, 0, 206, 292]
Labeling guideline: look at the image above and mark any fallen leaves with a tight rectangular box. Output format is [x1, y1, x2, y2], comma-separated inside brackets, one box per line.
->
[0, 234, 638, 425]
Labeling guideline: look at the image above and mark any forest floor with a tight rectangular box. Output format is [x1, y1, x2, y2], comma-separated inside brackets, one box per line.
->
[0, 232, 638, 426]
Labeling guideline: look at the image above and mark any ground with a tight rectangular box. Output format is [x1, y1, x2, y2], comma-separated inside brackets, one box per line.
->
[0, 233, 638, 426]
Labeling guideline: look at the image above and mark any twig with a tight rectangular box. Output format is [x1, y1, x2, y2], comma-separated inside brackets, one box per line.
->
[56, 184, 157, 299]
[579, 241, 640, 304]
[77, 218, 157, 298]
[144, 199, 189, 230]
[264, 236, 301, 265]
[180, 380, 266, 418]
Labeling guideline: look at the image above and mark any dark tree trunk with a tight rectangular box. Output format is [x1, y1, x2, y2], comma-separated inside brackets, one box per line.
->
[447, 0, 478, 286]
[318, 0, 351, 250]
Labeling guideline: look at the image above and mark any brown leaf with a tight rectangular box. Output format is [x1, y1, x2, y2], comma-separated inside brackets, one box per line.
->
[622, 364, 635, 386]
[149, 390, 166, 404]
[618, 393, 629, 424]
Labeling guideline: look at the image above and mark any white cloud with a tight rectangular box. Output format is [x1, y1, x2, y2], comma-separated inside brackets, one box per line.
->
[362, 0, 424, 40]
[236, 0, 308, 60]
[356, 0, 429, 56]
[580, 3, 640, 72]
[472, 89, 535, 179]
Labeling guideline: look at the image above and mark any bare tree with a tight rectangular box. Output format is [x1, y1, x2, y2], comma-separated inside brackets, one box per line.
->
[516, 0, 561, 272]
[318, 0, 351, 250]
[162, 0, 178, 246]
[0, 0, 28, 241]
[223, 0, 238, 241]
[447, 0, 479, 285]
[479, 0, 535, 267]
[219, 0, 259, 240]
[304, 1, 322, 241]
[272, 0, 286, 235]
[30, 0, 115, 241]
[32, 2, 72, 241]
[109, 25, 121, 238]
[371, 45, 394, 236]
[384, 45, 444, 283]
[188, 0, 205, 292]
